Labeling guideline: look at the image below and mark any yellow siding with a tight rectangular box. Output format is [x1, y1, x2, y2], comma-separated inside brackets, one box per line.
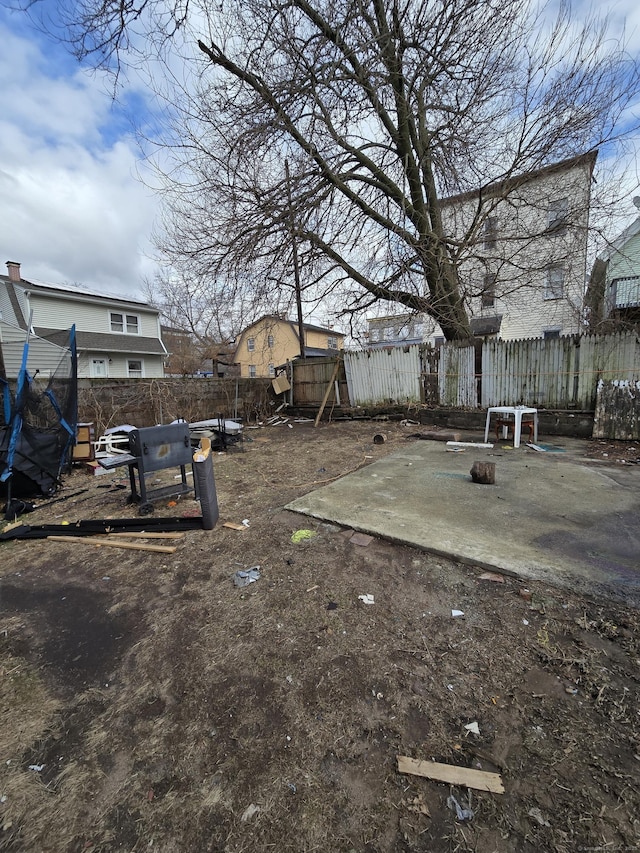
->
[235, 318, 343, 378]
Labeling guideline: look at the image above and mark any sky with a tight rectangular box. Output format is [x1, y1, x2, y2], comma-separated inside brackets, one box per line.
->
[0, 5, 160, 298]
[1, 1, 640, 304]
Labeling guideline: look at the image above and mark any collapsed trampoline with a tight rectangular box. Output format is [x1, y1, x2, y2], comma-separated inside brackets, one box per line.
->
[1, 326, 78, 508]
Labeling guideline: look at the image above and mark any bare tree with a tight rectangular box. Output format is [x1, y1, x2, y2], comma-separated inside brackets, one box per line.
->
[20, 0, 640, 339]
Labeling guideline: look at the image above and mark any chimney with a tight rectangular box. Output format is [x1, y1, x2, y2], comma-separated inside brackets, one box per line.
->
[6, 261, 21, 283]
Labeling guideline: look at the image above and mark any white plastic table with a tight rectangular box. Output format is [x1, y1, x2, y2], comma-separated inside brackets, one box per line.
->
[484, 406, 538, 448]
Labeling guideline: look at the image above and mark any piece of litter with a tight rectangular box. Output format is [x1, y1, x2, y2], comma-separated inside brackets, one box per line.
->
[291, 529, 317, 543]
[358, 594, 375, 605]
[28, 764, 45, 772]
[447, 793, 474, 821]
[447, 684, 455, 691]
[528, 806, 551, 827]
[240, 803, 260, 823]
[522, 619, 529, 625]
[242, 519, 250, 527]
[306, 585, 319, 593]
[285, 675, 293, 684]
[451, 609, 464, 618]
[233, 567, 261, 587]
[223, 522, 247, 531]
[102, 576, 111, 581]
[478, 572, 505, 583]
[464, 721, 481, 735]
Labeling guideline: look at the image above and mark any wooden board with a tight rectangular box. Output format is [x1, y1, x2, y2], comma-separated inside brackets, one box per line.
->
[47, 535, 177, 554]
[397, 756, 504, 793]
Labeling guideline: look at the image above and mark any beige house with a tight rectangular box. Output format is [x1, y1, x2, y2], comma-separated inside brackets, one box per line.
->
[233, 315, 344, 378]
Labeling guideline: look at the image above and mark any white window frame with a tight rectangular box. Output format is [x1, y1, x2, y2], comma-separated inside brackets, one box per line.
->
[545, 265, 564, 300]
[127, 358, 144, 378]
[248, 364, 257, 378]
[543, 328, 562, 339]
[267, 334, 274, 348]
[247, 337, 255, 352]
[268, 362, 275, 377]
[110, 311, 140, 334]
[327, 335, 338, 349]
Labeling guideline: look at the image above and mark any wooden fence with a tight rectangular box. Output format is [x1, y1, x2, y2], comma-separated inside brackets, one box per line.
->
[290, 332, 640, 415]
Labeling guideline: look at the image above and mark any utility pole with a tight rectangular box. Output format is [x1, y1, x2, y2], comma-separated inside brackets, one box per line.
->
[285, 159, 305, 359]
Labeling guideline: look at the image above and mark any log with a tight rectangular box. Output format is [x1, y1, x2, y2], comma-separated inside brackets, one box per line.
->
[470, 461, 496, 484]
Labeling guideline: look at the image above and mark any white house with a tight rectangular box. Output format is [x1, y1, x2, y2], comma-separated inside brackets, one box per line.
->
[0, 261, 166, 379]
[367, 152, 596, 346]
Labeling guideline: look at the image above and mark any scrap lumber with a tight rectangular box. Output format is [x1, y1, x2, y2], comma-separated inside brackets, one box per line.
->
[397, 756, 504, 794]
[1, 517, 204, 540]
[314, 360, 342, 427]
[47, 535, 177, 554]
[106, 532, 186, 540]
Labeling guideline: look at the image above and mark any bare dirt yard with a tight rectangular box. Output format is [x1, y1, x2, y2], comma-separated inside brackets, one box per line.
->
[1, 421, 639, 852]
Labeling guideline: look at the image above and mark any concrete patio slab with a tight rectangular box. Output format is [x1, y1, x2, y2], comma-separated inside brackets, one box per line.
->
[286, 439, 640, 606]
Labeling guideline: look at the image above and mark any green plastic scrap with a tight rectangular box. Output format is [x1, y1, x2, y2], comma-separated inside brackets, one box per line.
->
[291, 529, 317, 543]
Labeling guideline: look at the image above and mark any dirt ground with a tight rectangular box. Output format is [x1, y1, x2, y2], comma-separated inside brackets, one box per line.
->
[0, 421, 639, 853]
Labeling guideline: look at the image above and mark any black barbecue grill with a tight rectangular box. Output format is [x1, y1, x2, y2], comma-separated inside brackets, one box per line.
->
[99, 423, 195, 510]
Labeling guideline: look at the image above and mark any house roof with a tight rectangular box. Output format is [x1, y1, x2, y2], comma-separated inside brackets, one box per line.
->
[234, 314, 343, 359]
[441, 151, 598, 206]
[37, 328, 167, 356]
[0, 273, 157, 315]
[239, 314, 342, 338]
[597, 215, 640, 263]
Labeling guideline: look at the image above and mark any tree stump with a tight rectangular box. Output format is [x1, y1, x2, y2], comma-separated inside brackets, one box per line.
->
[470, 461, 496, 484]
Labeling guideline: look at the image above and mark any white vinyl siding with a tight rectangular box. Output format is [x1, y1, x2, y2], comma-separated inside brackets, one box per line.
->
[26, 293, 159, 336]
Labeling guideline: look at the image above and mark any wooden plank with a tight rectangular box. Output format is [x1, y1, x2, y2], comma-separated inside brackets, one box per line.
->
[314, 359, 341, 427]
[106, 532, 186, 540]
[397, 756, 504, 793]
[47, 536, 177, 554]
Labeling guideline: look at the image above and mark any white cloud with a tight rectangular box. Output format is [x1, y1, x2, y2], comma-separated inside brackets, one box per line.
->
[0, 15, 158, 298]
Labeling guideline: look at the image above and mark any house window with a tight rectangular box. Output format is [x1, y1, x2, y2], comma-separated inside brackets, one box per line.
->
[545, 265, 564, 300]
[267, 335, 274, 348]
[481, 274, 496, 309]
[547, 198, 568, 235]
[434, 336, 445, 348]
[110, 312, 124, 333]
[127, 359, 143, 378]
[249, 364, 257, 378]
[543, 329, 561, 339]
[110, 311, 140, 334]
[90, 358, 107, 378]
[247, 337, 255, 352]
[483, 217, 497, 250]
[268, 363, 275, 377]
[327, 335, 338, 349]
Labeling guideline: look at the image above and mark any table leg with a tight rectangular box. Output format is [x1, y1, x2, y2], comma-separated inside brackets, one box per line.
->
[484, 412, 491, 444]
[514, 412, 522, 448]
